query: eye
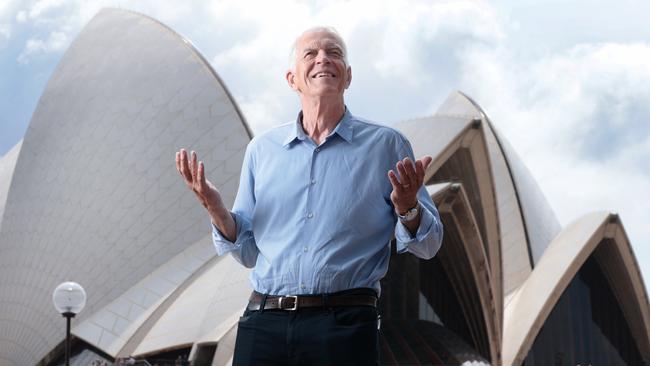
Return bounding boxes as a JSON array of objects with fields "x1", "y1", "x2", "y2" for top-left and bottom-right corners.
[
  {"x1": 303, "y1": 50, "x2": 316, "y2": 59},
  {"x1": 328, "y1": 49, "x2": 343, "y2": 58}
]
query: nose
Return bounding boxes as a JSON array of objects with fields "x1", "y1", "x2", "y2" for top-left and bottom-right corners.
[{"x1": 315, "y1": 49, "x2": 331, "y2": 64}]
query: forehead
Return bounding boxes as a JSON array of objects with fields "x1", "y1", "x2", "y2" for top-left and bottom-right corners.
[{"x1": 296, "y1": 31, "x2": 344, "y2": 51}]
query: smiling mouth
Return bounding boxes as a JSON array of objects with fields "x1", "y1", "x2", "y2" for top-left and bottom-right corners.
[{"x1": 312, "y1": 72, "x2": 336, "y2": 78}]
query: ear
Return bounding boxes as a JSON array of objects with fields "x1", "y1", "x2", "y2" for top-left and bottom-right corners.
[
  {"x1": 286, "y1": 69, "x2": 299, "y2": 91},
  {"x1": 345, "y1": 66, "x2": 352, "y2": 89}
]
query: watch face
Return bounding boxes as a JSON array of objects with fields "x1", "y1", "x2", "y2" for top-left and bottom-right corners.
[
  {"x1": 405, "y1": 208, "x2": 417, "y2": 220},
  {"x1": 399, "y1": 202, "x2": 420, "y2": 222}
]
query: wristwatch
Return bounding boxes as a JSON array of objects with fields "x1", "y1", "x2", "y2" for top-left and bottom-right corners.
[{"x1": 398, "y1": 201, "x2": 420, "y2": 223}]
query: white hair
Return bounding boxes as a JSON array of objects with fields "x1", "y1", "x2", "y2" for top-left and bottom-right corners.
[{"x1": 289, "y1": 26, "x2": 349, "y2": 71}]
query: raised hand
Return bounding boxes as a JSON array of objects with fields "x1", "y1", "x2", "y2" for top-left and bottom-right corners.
[
  {"x1": 387, "y1": 156, "x2": 432, "y2": 215},
  {"x1": 175, "y1": 148, "x2": 236, "y2": 240},
  {"x1": 175, "y1": 149, "x2": 221, "y2": 209}
]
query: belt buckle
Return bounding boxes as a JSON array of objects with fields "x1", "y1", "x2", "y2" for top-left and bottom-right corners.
[{"x1": 278, "y1": 295, "x2": 298, "y2": 311}]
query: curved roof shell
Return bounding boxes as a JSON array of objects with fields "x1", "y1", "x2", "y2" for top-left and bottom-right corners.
[
  {"x1": 503, "y1": 212, "x2": 650, "y2": 365},
  {"x1": 458, "y1": 93, "x2": 561, "y2": 273},
  {"x1": 489, "y1": 125, "x2": 561, "y2": 265},
  {"x1": 396, "y1": 100, "x2": 503, "y2": 363},
  {"x1": 0, "y1": 8, "x2": 251, "y2": 365},
  {"x1": 427, "y1": 182, "x2": 501, "y2": 363},
  {"x1": 0, "y1": 140, "x2": 22, "y2": 230},
  {"x1": 405, "y1": 92, "x2": 536, "y2": 296}
]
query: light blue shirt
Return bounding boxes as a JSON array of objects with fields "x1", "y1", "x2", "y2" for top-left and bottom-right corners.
[{"x1": 212, "y1": 109, "x2": 443, "y2": 296}]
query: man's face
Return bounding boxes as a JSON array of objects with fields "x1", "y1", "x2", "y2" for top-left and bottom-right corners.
[{"x1": 287, "y1": 30, "x2": 352, "y2": 98}]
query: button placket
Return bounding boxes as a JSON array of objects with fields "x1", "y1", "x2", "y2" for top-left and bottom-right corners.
[
  {"x1": 305, "y1": 146, "x2": 321, "y2": 221},
  {"x1": 300, "y1": 145, "x2": 320, "y2": 292}
]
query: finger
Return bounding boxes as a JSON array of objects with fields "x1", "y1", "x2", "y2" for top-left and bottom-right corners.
[
  {"x1": 421, "y1": 156, "x2": 433, "y2": 171},
  {"x1": 198, "y1": 161, "x2": 207, "y2": 191},
  {"x1": 402, "y1": 157, "x2": 417, "y2": 188},
  {"x1": 179, "y1": 149, "x2": 192, "y2": 182},
  {"x1": 387, "y1": 170, "x2": 403, "y2": 192},
  {"x1": 396, "y1": 161, "x2": 409, "y2": 187},
  {"x1": 175, "y1": 151, "x2": 181, "y2": 173},
  {"x1": 191, "y1": 151, "x2": 198, "y2": 184},
  {"x1": 398, "y1": 159, "x2": 415, "y2": 188},
  {"x1": 415, "y1": 159, "x2": 424, "y2": 187},
  {"x1": 417, "y1": 156, "x2": 433, "y2": 187}
]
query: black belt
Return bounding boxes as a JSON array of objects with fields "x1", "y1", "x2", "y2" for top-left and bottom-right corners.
[{"x1": 247, "y1": 291, "x2": 377, "y2": 311}]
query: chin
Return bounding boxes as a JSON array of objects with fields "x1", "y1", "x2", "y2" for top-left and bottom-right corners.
[{"x1": 310, "y1": 88, "x2": 343, "y2": 97}]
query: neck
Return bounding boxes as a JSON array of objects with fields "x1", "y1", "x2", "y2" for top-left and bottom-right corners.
[{"x1": 300, "y1": 95, "x2": 345, "y2": 145}]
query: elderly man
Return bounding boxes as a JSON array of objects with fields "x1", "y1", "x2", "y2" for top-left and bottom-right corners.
[{"x1": 176, "y1": 27, "x2": 443, "y2": 366}]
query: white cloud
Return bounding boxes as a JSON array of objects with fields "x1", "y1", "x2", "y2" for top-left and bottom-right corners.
[
  {"x1": 0, "y1": 23, "x2": 9, "y2": 39},
  {"x1": 205, "y1": 0, "x2": 503, "y2": 128},
  {"x1": 17, "y1": 30, "x2": 67, "y2": 63},
  {"x1": 0, "y1": 0, "x2": 22, "y2": 23},
  {"x1": 367, "y1": 1, "x2": 503, "y2": 82},
  {"x1": 0, "y1": 23, "x2": 9, "y2": 50},
  {"x1": 11, "y1": 0, "x2": 210, "y2": 63},
  {"x1": 0, "y1": 0, "x2": 13, "y2": 18},
  {"x1": 15, "y1": 10, "x2": 26, "y2": 22},
  {"x1": 28, "y1": 0, "x2": 66, "y2": 19},
  {"x1": 8, "y1": 0, "x2": 504, "y2": 122},
  {"x1": 458, "y1": 41, "x2": 650, "y2": 284},
  {"x1": 461, "y1": 42, "x2": 650, "y2": 157}
]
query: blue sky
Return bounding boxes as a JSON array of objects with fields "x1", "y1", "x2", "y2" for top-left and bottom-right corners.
[{"x1": 1, "y1": 0, "x2": 649, "y2": 288}]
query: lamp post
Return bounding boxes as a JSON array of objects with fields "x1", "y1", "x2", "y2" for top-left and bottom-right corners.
[{"x1": 53, "y1": 282, "x2": 87, "y2": 366}]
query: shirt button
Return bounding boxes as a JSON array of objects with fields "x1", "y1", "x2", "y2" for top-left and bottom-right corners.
[
  {"x1": 303, "y1": 246, "x2": 308, "y2": 252},
  {"x1": 315, "y1": 148, "x2": 320, "y2": 152},
  {"x1": 300, "y1": 283, "x2": 306, "y2": 289},
  {"x1": 310, "y1": 179, "x2": 316, "y2": 185},
  {"x1": 307, "y1": 212, "x2": 314, "y2": 218}
]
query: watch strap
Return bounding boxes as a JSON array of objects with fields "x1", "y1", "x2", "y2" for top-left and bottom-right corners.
[{"x1": 398, "y1": 201, "x2": 420, "y2": 223}]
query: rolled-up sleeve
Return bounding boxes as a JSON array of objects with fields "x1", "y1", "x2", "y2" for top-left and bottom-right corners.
[
  {"x1": 394, "y1": 185, "x2": 443, "y2": 259},
  {"x1": 393, "y1": 136, "x2": 444, "y2": 259},
  {"x1": 211, "y1": 141, "x2": 259, "y2": 268}
]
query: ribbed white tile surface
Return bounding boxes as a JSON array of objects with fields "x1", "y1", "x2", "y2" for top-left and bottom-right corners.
[
  {"x1": 492, "y1": 127, "x2": 561, "y2": 264},
  {"x1": 483, "y1": 124, "x2": 531, "y2": 295},
  {"x1": 0, "y1": 8, "x2": 250, "y2": 365},
  {"x1": 73, "y1": 236, "x2": 217, "y2": 356},
  {"x1": 133, "y1": 253, "x2": 251, "y2": 356}
]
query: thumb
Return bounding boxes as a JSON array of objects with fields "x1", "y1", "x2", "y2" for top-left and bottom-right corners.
[{"x1": 420, "y1": 156, "x2": 433, "y2": 171}]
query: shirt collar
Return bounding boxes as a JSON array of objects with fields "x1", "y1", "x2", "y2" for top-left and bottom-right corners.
[{"x1": 283, "y1": 107, "x2": 354, "y2": 147}]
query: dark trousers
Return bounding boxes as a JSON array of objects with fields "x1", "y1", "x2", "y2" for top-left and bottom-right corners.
[{"x1": 233, "y1": 290, "x2": 380, "y2": 366}]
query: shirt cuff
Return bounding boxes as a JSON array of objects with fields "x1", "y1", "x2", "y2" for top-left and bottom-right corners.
[
  {"x1": 211, "y1": 212, "x2": 249, "y2": 256},
  {"x1": 395, "y1": 202, "x2": 435, "y2": 253}
]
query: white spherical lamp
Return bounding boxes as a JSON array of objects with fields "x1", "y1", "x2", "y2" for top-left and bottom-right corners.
[
  {"x1": 53, "y1": 281, "x2": 87, "y2": 315},
  {"x1": 52, "y1": 281, "x2": 87, "y2": 366}
]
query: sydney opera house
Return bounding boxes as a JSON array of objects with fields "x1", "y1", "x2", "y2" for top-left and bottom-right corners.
[{"x1": 1, "y1": 8, "x2": 649, "y2": 366}]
